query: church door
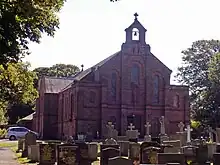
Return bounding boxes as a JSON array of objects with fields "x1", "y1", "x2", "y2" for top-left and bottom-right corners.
[{"x1": 151, "y1": 117, "x2": 160, "y2": 137}]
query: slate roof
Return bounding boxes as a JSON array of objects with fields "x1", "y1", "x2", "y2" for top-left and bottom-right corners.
[
  {"x1": 43, "y1": 51, "x2": 121, "y2": 93},
  {"x1": 44, "y1": 77, "x2": 74, "y2": 93}
]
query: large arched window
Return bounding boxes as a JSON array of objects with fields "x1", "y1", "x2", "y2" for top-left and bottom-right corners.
[
  {"x1": 131, "y1": 64, "x2": 140, "y2": 85},
  {"x1": 153, "y1": 75, "x2": 159, "y2": 104},
  {"x1": 111, "y1": 72, "x2": 117, "y2": 99}
]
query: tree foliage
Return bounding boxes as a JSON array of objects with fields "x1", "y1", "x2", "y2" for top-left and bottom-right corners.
[
  {"x1": 33, "y1": 64, "x2": 80, "y2": 78},
  {"x1": 0, "y1": 62, "x2": 38, "y2": 123},
  {"x1": 176, "y1": 40, "x2": 220, "y2": 127},
  {"x1": 0, "y1": 0, "x2": 65, "y2": 66}
]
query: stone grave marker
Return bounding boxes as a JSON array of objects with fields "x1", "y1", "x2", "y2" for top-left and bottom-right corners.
[
  {"x1": 57, "y1": 143, "x2": 79, "y2": 165},
  {"x1": 118, "y1": 141, "x2": 129, "y2": 156},
  {"x1": 108, "y1": 156, "x2": 133, "y2": 165},
  {"x1": 17, "y1": 138, "x2": 25, "y2": 152},
  {"x1": 128, "y1": 142, "x2": 140, "y2": 162},
  {"x1": 144, "y1": 121, "x2": 151, "y2": 142},
  {"x1": 140, "y1": 141, "x2": 161, "y2": 164},
  {"x1": 22, "y1": 131, "x2": 37, "y2": 157},
  {"x1": 39, "y1": 143, "x2": 56, "y2": 165},
  {"x1": 100, "y1": 147, "x2": 120, "y2": 165},
  {"x1": 163, "y1": 140, "x2": 181, "y2": 153},
  {"x1": 178, "y1": 122, "x2": 185, "y2": 133},
  {"x1": 77, "y1": 142, "x2": 92, "y2": 165},
  {"x1": 88, "y1": 142, "x2": 98, "y2": 161},
  {"x1": 100, "y1": 144, "x2": 120, "y2": 165},
  {"x1": 157, "y1": 153, "x2": 185, "y2": 165},
  {"x1": 126, "y1": 123, "x2": 139, "y2": 142},
  {"x1": 181, "y1": 145, "x2": 198, "y2": 164},
  {"x1": 159, "y1": 116, "x2": 169, "y2": 142}
]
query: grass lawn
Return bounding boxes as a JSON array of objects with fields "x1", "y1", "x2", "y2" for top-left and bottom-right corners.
[{"x1": 0, "y1": 141, "x2": 17, "y2": 148}]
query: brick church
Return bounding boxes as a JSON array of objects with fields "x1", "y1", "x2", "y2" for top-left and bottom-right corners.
[{"x1": 33, "y1": 13, "x2": 190, "y2": 140}]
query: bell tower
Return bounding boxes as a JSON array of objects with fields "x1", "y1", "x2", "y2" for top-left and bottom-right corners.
[
  {"x1": 121, "y1": 13, "x2": 151, "y2": 55},
  {"x1": 125, "y1": 13, "x2": 146, "y2": 44}
]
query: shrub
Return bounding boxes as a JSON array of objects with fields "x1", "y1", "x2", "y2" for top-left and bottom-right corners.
[{"x1": 0, "y1": 128, "x2": 7, "y2": 139}]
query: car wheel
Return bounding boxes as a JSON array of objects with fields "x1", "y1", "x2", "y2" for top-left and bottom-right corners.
[{"x1": 9, "y1": 135, "x2": 16, "y2": 141}]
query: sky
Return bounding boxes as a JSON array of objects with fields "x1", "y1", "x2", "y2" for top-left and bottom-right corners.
[{"x1": 24, "y1": 0, "x2": 220, "y2": 84}]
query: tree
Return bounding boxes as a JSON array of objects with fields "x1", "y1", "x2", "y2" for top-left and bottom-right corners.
[
  {"x1": 176, "y1": 40, "x2": 220, "y2": 126},
  {"x1": 0, "y1": 62, "x2": 38, "y2": 123},
  {"x1": 0, "y1": 0, "x2": 65, "y2": 66},
  {"x1": 33, "y1": 64, "x2": 80, "y2": 78}
]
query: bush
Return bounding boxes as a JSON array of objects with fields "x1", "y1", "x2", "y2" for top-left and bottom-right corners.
[{"x1": 0, "y1": 128, "x2": 7, "y2": 139}]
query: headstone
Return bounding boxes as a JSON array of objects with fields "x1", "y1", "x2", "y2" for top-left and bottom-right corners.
[
  {"x1": 22, "y1": 131, "x2": 37, "y2": 157},
  {"x1": 181, "y1": 145, "x2": 198, "y2": 164},
  {"x1": 104, "y1": 138, "x2": 117, "y2": 145},
  {"x1": 196, "y1": 144, "x2": 209, "y2": 165},
  {"x1": 144, "y1": 122, "x2": 151, "y2": 142},
  {"x1": 157, "y1": 153, "x2": 185, "y2": 165},
  {"x1": 140, "y1": 141, "x2": 161, "y2": 164},
  {"x1": 108, "y1": 156, "x2": 133, "y2": 165},
  {"x1": 77, "y1": 142, "x2": 92, "y2": 165},
  {"x1": 27, "y1": 144, "x2": 40, "y2": 162},
  {"x1": 186, "y1": 125, "x2": 192, "y2": 144},
  {"x1": 39, "y1": 143, "x2": 56, "y2": 165},
  {"x1": 100, "y1": 147, "x2": 120, "y2": 165},
  {"x1": 118, "y1": 141, "x2": 129, "y2": 156},
  {"x1": 128, "y1": 142, "x2": 140, "y2": 162},
  {"x1": 57, "y1": 143, "x2": 79, "y2": 165},
  {"x1": 178, "y1": 122, "x2": 185, "y2": 133},
  {"x1": 159, "y1": 116, "x2": 169, "y2": 142},
  {"x1": 88, "y1": 142, "x2": 98, "y2": 161},
  {"x1": 126, "y1": 123, "x2": 139, "y2": 142},
  {"x1": 100, "y1": 144, "x2": 120, "y2": 165},
  {"x1": 208, "y1": 126, "x2": 214, "y2": 142},
  {"x1": 163, "y1": 140, "x2": 181, "y2": 153},
  {"x1": 106, "y1": 121, "x2": 115, "y2": 138}
]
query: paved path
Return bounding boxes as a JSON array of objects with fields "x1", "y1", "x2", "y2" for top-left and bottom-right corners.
[{"x1": 0, "y1": 148, "x2": 19, "y2": 165}]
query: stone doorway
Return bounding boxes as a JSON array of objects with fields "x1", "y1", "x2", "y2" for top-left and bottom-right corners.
[
  {"x1": 127, "y1": 114, "x2": 142, "y2": 135},
  {"x1": 151, "y1": 117, "x2": 160, "y2": 137}
]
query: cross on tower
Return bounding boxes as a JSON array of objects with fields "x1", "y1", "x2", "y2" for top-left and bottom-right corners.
[
  {"x1": 128, "y1": 123, "x2": 135, "y2": 130},
  {"x1": 178, "y1": 122, "x2": 185, "y2": 132},
  {"x1": 134, "y1": 13, "x2": 139, "y2": 20}
]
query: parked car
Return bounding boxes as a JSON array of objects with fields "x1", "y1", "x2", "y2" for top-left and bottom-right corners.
[{"x1": 6, "y1": 126, "x2": 38, "y2": 140}]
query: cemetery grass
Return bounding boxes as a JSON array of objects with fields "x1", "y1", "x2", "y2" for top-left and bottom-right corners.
[{"x1": 0, "y1": 141, "x2": 17, "y2": 148}]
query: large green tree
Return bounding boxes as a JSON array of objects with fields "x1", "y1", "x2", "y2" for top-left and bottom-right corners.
[
  {"x1": 176, "y1": 40, "x2": 220, "y2": 126},
  {"x1": 0, "y1": 62, "x2": 38, "y2": 123},
  {"x1": 33, "y1": 64, "x2": 80, "y2": 78},
  {"x1": 0, "y1": 0, "x2": 65, "y2": 66}
]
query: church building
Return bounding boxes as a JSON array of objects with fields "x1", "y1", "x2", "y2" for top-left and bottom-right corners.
[{"x1": 33, "y1": 13, "x2": 190, "y2": 140}]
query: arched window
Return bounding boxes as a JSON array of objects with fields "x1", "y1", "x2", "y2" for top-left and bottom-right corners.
[
  {"x1": 131, "y1": 64, "x2": 140, "y2": 85},
  {"x1": 153, "y1": 75, "x2": 159, "y2": 104},
  {"x1": 173, "y1": 95, "x2": 180, "y2": 108},
  {"x1": 132, "y1": 28, "x2": 139, "y2": 41},
  {"x1": 111, "y1": 72, "x2": 117, "y2": 99}
]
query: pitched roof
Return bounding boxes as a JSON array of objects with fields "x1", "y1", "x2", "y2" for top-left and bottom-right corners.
[
  {"x1": 42, "y1": 51, "x2": 121, "y2": 93},
  {"x1": 17, "y1": 112, "x2": 36, "y2": 122},
  {"x1": 44, "y1": 77, "x2": 74, "y2": 93}
]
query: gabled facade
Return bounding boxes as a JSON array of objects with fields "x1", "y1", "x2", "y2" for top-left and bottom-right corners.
[{"x1": 33, "y1": 13, "x2": 190, "y2": 140}]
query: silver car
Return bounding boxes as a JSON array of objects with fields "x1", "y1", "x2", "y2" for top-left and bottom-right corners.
[{"x1": 6, "y1": 126, "x2": 38, "y2": 140}]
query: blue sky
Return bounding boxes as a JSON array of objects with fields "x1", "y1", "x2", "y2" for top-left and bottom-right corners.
[{"x1": 25, "y1": 0, "x2": 220, "y2": 83}]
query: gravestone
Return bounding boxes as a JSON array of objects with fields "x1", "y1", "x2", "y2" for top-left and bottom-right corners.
[
  {"x1": 108, "y1": 156, "x2": 133, "y2": 165},
  {"x1": 77, "y1": 142, "x2": 92, "y2": 165},
  {"x1": 196, "y1": 144, "x2": 209, "y2": 165},
  {"x1": 140, "y1": 141, "x2": 161, "y2": 164},
  {"x1": 128, "y1": 142, "x2": 140, "y2": 162},
  {"x1": 157, "y1": 153, "x2": 185, "y2": 165},
  {"x1": 106, "y1": 121, "x2": 118, "y2": 139},
  {"x1": 88, "y1": 142, "x2": 98, "y2": 161},
  {"x1": 100, "y1": 144, "x2": 120, "y2": 165},
  {"x1": 100, "y1": 147, "x2": 120, "y2": 165},
  {"x1": 144, "y1": 121, "x2": 151, "y2": 142},
  {"x1": 39, "y1": 143, "x2": 56, "y2": 165},
  {"x1": 178, "y1": 122, "x2": 185, "y2": 133},
  {"x1": 159, "y1": 116, "x2": 169, "y2": 142},
  {"x1": 126, "y1": 123, "x2": 139, "y2": 142},
  {"x1": 181, "y1": 145, "x2": 198, "y2": 164},
  {"x1": 22, "y1": 131, "x2": 37, "y2": 157},
  {"x1": 163, "y1": 140, "x2": 181, "y2": 153},
  {"x1": 17, "y1": 138, "x2": 25, "y2": 152},
  {"x1": 118, "y1": 141, "x2": 129, "y2": 156},
  {"x1": 57, "y1": 143, "x2": 79, "y2": 165}
]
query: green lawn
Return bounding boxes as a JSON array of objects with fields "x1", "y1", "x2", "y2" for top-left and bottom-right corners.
[{"x1": 0, "y1": 141, "x2": 17, "y2": 148}]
